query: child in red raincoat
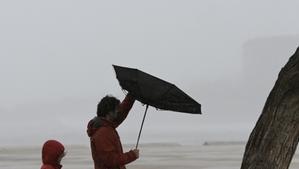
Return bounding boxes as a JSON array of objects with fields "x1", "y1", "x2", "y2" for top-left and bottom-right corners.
[{"x1": 41, "y1": 140, "x2": 66, "y2": 169}]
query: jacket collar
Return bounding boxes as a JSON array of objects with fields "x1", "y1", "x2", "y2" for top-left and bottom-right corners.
[{"x1": 100, "y1": 118, "x2": 117, "y2": 128}]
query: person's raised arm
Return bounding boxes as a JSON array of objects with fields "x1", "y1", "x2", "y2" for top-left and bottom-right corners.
[{"x1": 114, "y1": 93, "x2": 135, "y2": 127}]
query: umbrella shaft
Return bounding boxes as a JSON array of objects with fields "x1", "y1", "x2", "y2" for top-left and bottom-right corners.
[{"x1": 136, "y1": 105, "x2": 149, "y2": 149}]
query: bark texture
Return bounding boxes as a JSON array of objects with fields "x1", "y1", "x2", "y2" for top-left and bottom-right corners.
[{"x1": 241, "y1": 48, "x2": 299, "y2": 169}]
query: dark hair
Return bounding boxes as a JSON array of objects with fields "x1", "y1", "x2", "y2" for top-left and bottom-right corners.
[{"x1": 97, "y1": 95, "x2": 120, "y2": 117}]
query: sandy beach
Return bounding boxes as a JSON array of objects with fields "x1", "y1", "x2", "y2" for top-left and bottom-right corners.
[{"x1": 1, "y1": 143, "x2": 298, "y2": 169}]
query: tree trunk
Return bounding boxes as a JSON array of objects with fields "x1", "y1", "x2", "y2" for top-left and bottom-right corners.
[{"x1": 241, "y1": 48, "x2": 299, "y2": 169}]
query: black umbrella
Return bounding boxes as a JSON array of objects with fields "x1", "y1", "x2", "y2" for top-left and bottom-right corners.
[{"x1": 113, "y1": 65, "x2": 201, "y2": 148}]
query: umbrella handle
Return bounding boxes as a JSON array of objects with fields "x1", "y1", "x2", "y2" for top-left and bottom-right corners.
[{"x1": 135, "y1": 104, "x2": 149, "y2": 149}]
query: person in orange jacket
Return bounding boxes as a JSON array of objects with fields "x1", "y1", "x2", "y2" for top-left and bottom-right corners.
[
  {"x1": 41, "y1": 140, "x2": 66, "y2": 169},
  {"x1": 87, "y1": 93, "x2": 139, "y2": 169}
]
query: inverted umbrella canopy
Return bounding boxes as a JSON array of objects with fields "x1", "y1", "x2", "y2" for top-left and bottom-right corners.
[
  {"x1": 113, "y1": 65, "x2": 201, "y2": 114},
  {"x1": 113, "y1": 65, "x2": 202, "y2": 148}
]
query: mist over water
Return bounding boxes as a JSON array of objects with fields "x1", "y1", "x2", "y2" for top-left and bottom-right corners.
[{"x1": 1, "y1": 1, "x2": 299, "y2": 146}]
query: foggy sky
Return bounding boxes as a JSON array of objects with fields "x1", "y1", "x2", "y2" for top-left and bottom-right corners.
[{"x1": 1, "y1": 0, "x2": 299, "y2": 146}]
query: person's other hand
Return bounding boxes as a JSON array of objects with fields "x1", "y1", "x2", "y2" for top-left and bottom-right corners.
[{"x1": 132, "y1": 149, "x2": 139, "y2": 159}]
